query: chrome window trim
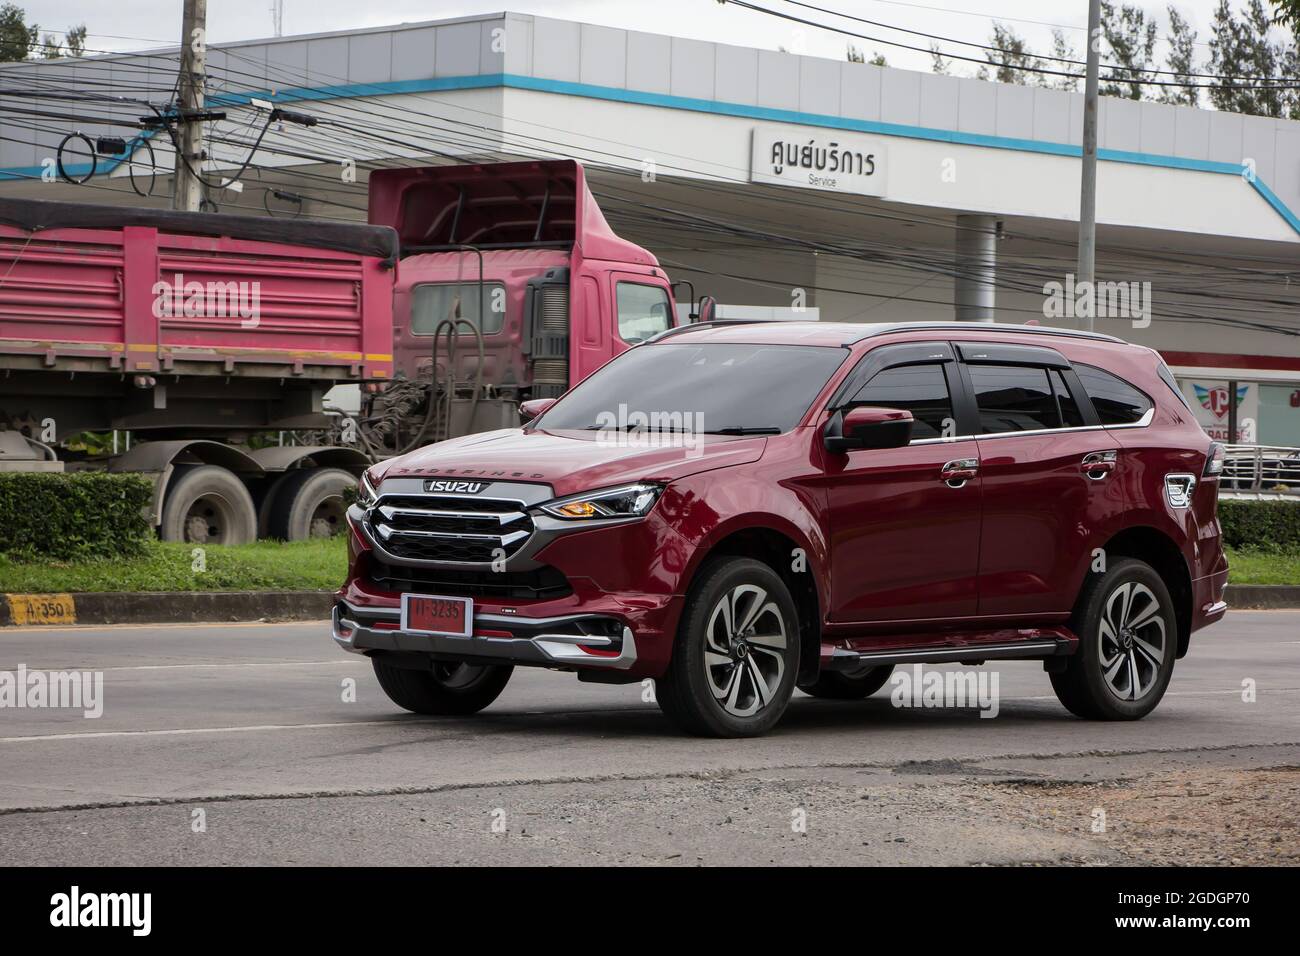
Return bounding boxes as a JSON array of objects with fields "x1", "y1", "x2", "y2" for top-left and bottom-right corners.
[{"x1": 908, "y1": 407, "x2": 1153, "y2": 445}]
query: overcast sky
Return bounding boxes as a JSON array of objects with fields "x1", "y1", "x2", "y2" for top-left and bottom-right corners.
[{"x1": 24, "y1": 1, "x2": 1267, "y2": 76}]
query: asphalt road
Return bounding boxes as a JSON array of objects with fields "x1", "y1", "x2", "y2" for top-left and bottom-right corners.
[{"x1": 0, "y1": 612, "x2": 1296, "y2": 865}]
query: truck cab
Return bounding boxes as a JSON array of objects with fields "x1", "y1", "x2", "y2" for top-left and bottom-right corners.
[{"x1": 365, "y1": 160, "x2": 679, "y2": 448}]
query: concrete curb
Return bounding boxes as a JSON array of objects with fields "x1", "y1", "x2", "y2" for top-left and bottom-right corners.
[
  {"x1": 1, "y1": 590, "x2": 334, "y2": 627},
  {"x1": 1223, "y1": 584, "x2": 1300, "y2": 610},
  {"x1": 0, "y1": 585, "x2": 1295, "y2": 627}
]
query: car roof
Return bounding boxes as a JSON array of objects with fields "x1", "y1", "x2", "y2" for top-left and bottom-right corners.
[{"x1": 647, "y1": 320, "x2": 1127, "y2": 349}]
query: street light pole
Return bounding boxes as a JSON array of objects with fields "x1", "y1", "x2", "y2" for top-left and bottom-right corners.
[{"x1": 1077, "y1": 0, "x2": 1102, "y2": 331}]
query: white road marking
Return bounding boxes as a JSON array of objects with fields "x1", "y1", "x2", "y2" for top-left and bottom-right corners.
[
  {"x1": 91, "y1": 660, "x2": 365, "y2": 673},
  {"x1": 4, "y1": 688, "x2": 1295, "y2": 745},
  {"x1": 1, "y1": 620, "x2": 329, "y2": 634},
  {"x1": 0, "y1": 719, "x2": 414, "y2": 743}
]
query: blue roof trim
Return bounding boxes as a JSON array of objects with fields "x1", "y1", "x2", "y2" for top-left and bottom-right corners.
[{"x1": 4, "y1": 70, "x2": 1295, "y2": 235}]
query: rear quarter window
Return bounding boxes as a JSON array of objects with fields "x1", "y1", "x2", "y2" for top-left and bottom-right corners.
[{"x1": 1075, "y1": 363, "x2": 1153, "y2": 425}]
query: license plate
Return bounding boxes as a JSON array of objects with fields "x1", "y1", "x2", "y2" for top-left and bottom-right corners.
[{"x1": 401, "y1": 594, "x2": 473, "y2": 638}]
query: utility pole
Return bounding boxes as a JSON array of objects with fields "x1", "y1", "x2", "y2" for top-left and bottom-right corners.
[
  {"x1": 172, "y1": 0, "x2": 208, "y2": 212},
  {"x1": 271, "y1": 0, "x2": 284, "y2": 37},
  {"x1": 1076, "y1": 0, "x2": 1102, "y2": 331}
]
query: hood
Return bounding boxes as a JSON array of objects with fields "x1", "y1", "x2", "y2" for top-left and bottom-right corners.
[{"x1": 374, "y1": 427, "x2": 767, "y2": 498}]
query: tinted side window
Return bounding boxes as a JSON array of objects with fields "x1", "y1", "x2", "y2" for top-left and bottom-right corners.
[
  {"x1": 1076, "y1": 364, "x2": 1153, "y2": 425},
  {"x1": 851, "y1": 363, "x2": 953, "y2": 440},
  {"x1": 968, "y1": 364, "x2": 1059, "y2": 433},
  {"x1": 1052, "y1": 370, "x2": 1085, "y2": 427}
]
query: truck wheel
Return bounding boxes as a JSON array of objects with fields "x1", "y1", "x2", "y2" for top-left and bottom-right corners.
[
  {"x1": 800, "y1": 664, "x2": 894, "y2": 700},
  {"x1": 266, "y1": 468, "x2": 354, "y2": 540},
  {"x1": 1050, "y1": 557, "x2": 1177, "y2": 720},
  {"x1": 656, "y1": 557, "x2": 799, "y2": 738},
  {"x1": 372, "y1": 657, "x2": 513, "y2": 715},
  {"x1": 159, "y1": 465, "x2": 257, "y2": 546}
]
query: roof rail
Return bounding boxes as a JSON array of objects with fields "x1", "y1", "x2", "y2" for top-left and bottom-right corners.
[
  {"x1": 843, "y1": 322, "x2": 1126, "y2": 346},
  {"x1": 643, "y1": 319, "x2": 765, "y2": 344}
]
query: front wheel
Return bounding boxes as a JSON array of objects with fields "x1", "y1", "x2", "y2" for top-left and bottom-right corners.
[
  {"x1": 1050, "y1": 558, "x2": 1176, "y2": 720},
  {"x1": 656, "y1": 557, "x2": 800, "y2": 737},
  {"x1": 372, "y1": 656, "x2": 513, "y2": 715}
]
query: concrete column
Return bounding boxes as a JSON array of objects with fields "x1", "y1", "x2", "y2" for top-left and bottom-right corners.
[{"x1": 954, "y1": 214, "x2": 999, "y2": 322}]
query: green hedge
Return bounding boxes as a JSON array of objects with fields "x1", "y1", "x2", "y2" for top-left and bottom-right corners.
[
  {"x1": 0, "y1": 472, "x2": 154, "y2": 560},
  {"x1": 1218, "y1": 499, "x2": 1300, "y2": 551}
]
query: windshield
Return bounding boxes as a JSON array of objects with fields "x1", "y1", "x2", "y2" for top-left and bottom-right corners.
[{"x1": 537, "y1": 342, "x2": 848, "y2": 435}]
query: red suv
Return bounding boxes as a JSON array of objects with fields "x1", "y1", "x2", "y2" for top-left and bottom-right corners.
[{"x1": 334, "y1": 321, "x2": 1228, "y2": 737}]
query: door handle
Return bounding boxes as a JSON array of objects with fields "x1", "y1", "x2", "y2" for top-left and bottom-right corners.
[
  {"x1": 1081, "y1": 450, "x2": 1118, "y2": 480},
  {"x1": 940, "y1": 458, "x2": 979, "y2": 488}
]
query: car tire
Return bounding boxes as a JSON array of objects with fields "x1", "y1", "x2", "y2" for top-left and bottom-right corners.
[
  {"x1": 799, "y1": 664, "x2": 894, "y2": 700},
  {"x1": 1050, "y1": 557, "x2": 1177, "y2": 720},
  {"x1": 656, "y1": 557, "x2": 800, "y2": 738},
  {"x1": 159, "y1": 465, "x2": 257, "y2": 545},
  {"x1": 372, "y1": 656, "x2": 513, "y2": 716},
  {"x1": 265, "y1": 467, "x2": 354, "y2": 540}
]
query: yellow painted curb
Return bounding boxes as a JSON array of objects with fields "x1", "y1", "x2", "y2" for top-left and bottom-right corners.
[{"x1": 5, "y1": 593, "x2": 77, "y2": 626}]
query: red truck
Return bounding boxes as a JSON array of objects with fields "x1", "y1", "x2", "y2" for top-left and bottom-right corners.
[{"x1": 0, "y1": 160, "x2": 689, "y2": 543}]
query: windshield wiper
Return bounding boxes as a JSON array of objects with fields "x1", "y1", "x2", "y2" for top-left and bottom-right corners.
[
  {"x1": 704, "y1": 426, "x2": 781, "y2": 435},
  {"x1": 581, "y1": 423, "x2": 694, "y2": 433}
]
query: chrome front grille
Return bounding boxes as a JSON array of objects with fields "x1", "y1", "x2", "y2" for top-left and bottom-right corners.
[{"x1": 367, "y1": 493, "x2": 535, "y2": 564}]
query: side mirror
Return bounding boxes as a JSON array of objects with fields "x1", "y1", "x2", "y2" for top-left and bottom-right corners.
[
  {"x1": 696, "y1": 295, "x2": 717, "y2": 324},
  {"x1": 519, "y1": 397, "x2": 556, "y2": 424},
  {"x1": 824, "y1": 406, "x2": 913, "y2": 453}
]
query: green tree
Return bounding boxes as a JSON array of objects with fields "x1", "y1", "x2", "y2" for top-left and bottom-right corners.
[
  {"x1": 929, "y1": 42, "x2": 952, "y2": 75},
  {"x1": 978, "y1": 22, "x2": 1043, "y2": 85},
  {"x1": 1271, "y1": 0, "x2": 1300, "y2": 31},
  {"x1": 0, "y1": 3, "x2": 36, "y2": 62},
  {"x1": 1048, "y1": 28, "x2": 1080, "y2": 91},
  {"x1": 1100, "y1": 1, "x2": 1159, "y2": 99},
  {"x1": 1159, "y1": 6, "x2": 1200, "y2": 107},
  {"x1": 64, "y1": 24, "x2": 85, "y2": 56},
  {"x1": 1209, "y1": 0, "x2": 1290, "y2": 117}
]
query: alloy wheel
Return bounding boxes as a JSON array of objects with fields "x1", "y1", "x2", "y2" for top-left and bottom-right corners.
[
  {"x1": 703, "y1": 584, "x2": 787, "y2": 717},
  {"x1": 1098, "y1": 581, "x2": 1167, "y2": 701}
]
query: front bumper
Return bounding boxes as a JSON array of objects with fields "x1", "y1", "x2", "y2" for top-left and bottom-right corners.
[{"x1": 332, "y1": 600, "x2": 639, "y2": 671}]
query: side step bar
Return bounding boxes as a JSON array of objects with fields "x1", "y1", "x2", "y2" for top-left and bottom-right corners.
[{"x1": 825, "y1": 638, "x2": 1073, "y2": 671}]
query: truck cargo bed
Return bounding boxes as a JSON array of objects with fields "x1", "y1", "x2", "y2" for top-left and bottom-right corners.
[{"x1": 0, "y1": 198, "x2": 396, "y2": 382}]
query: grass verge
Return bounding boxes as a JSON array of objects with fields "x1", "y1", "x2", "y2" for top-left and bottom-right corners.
[
  {"x1": 0, "y1": 538, "x2": 346, "y2": 593},
  {"x1": 0, "y1": 540, "x2": 1295, "y2": 593},
  {"x1": 1223, "y1": 547, "x2": 1300, "y2": 587}
]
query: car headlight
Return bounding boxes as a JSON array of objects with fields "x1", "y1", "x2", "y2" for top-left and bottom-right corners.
[
  {"x1": 538, "y1": 483, "x2": 663, "y2": 520},
  {"x1": 356, "y1": 471, "x2": 380, "y2": 509}
]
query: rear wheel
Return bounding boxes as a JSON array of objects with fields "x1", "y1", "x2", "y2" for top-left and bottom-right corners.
[
  {"x1": 799, "y1": 664, "x2": 894, "y2": 700},
  {"x1": 265, "y1": 467, "x2": 354, "y2": 540},
  {"x1": 1050, "y1": 557, "x2": 1176, "y2": 720},
  {"x1": 372, "y1": 656, "x2": 513, "y2": 715},
  {"x1": 159, "y1": 465, "x2": 257, "y2": 545},
  {"x1": 656, "y1": 557, "x2": 799, "y2": 737}
]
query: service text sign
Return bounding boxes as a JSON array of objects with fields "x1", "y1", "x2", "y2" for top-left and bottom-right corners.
[{"x1": 750, "y1": 128, "x2": 886, "y2": 197}]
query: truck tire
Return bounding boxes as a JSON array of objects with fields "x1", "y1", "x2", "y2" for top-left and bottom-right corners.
[
  {"x1": 1050, "y1": 557, "x2": 1177, "y2": 720},
  {"x1": 159, "y1": 465, "x2": 257, "y2": 546},
  {"x1": 799, "y1": 664, "x2": 894, "y2": 700},
  {"x1": 656, "y1": 557, "x2": 800, "y2": 738},
  {"x1": 265, "y1": 467, "x2": 354, "y2": 540},
  {"x1": 372, "y1": 657, "x2": 513, "y2": 715}
]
